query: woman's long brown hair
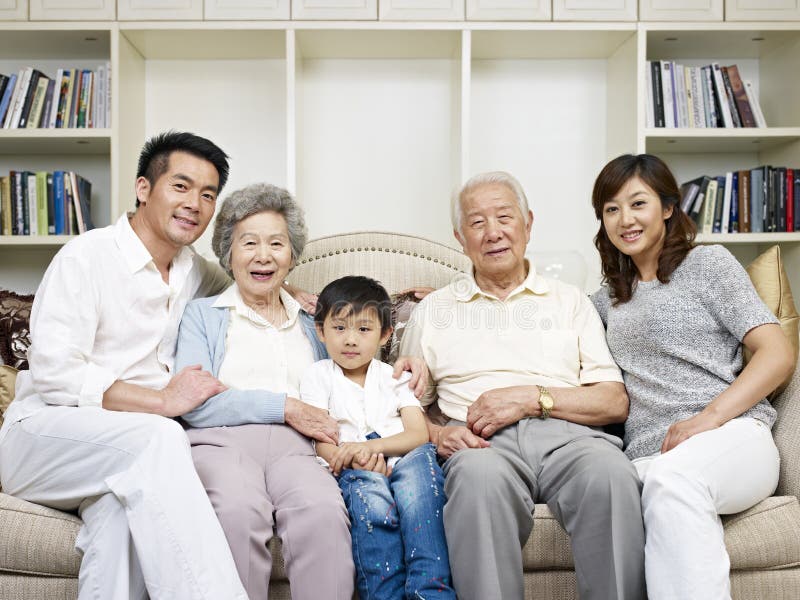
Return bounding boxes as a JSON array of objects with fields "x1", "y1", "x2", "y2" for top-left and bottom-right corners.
[{"x1": 591, "y1": 154, "x2": 696, "y2": 305}]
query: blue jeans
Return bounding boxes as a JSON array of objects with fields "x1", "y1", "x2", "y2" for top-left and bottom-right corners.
[{"x1": 338, "y1": 442, "x2": 455, "y2": 600}]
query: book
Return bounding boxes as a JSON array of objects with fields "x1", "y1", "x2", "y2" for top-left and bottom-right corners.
[
  {"x1": 11, "y1": 171, "x2": 23, "y2": 234},
  {"x1": 53, "y1": 170, "x2": 65, "y2": 234},
  {"x1": 651, "y1": 61, "x2": 665, "y2": 128},
  {"x1": 776, "y1": 167, "x2": 787, "y2": 232},
  {"x1": 730, "y1": 172, "x2": 739, "y2": 232},
  {"x1": 35, "y1": 171, "x2": 47, "y2": 236},
  {"x1": 738, "y1": 169, "x2": 751, "y2": 232},
  {"x1": 47, "y1": 69, "x2": 63, "y2": 129},
  {"x1": 18, "y1": 69, "x2": 45, "y2": 129},
  {"x1": 40, "y1": 78, "x2": 56, "y2": 129},
  {"x1": 69, "y1": 70, "x2": 82, "y2": 128},
  {"x1": 46, "y1": 171, "x2": 55, "y2": 234},
  {"x1": 743, "y1": 80, "x2": 767, "y2": 127},
  {"x1": 62, "y1": 69, "x2": 77, "y2": 129},
  {"x1": 689, "y1": 176, "x2": 712, "y2": 222},
  {"x1": 721, "y1": 172, "x2": 733, "y2": 234},
  {"x1": 711, "y1": 63, "x2": 734, "y2": 128},
  {"x1": 7, "y1": 67, "x2": 32, "y2": 128},
  {"x1": 26, "y1": 172, "x2": 38, "y2": 236},
  {"x1": 794, "y1": 169, "x2": 800, "y2": 232},
  {"x1": 0, "y1": 73, "x2": 16, "y2": 126},
  {"x1": 725, "y1": 65, "x2": 756, "y2": 128},
  {"x1": 700, "y1": 178, "x2": 718, "y2": 233},
  {"x1": 55, "y1": 70, "x2": 69, "y2": 128},
  {"x1": 0, "y1": 175, "x2": 10, "y2": 235},
  {"x1": 0, "y1": 74, "x2": 9, "y2": 117},
  {"x1": 674, "y1": 64, "x2": 689, "y2": 128},
  {"x1": 77, "y1": 70, "x2": 91, "y2": 128},
  {"x1": 701, "y1": 66, "x2": 718, "y2": 127},
  {"x1": 720, "y1": 67, "x2": 742, "y2": 128},
  {"x1": 25, "y1": 76, "x2": 49, "y2": 130},
  {"x1": 788, "y1": 169, "x2": 794, "y2": 233},
  {"x1": 712, "y1": 176, "x2": 725, "y2": 233},
  {"x1": 768, "y1": 167, "x2": 778, "y2": 232},
  {"x1": 660, "y1": 61, "x2": 676, "y2": 128},
  {"x1": 750, "y1": 167, "x2": 765, "y2": 233},
  {"x1": 645, "y1": 63, "x2": 655, "y2": 128},
  {"x1": 679, "y1": 179, "x2": 701, "y2": 214}
]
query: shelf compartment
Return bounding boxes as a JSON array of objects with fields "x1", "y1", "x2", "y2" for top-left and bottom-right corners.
[{"x1": 0, "y1": 130, "x2": 112, "y2": 155}]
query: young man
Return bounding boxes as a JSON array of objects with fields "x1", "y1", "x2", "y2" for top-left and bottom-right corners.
[{"x1": 0, "y1": 132, "x2": 249, "y2": 599}]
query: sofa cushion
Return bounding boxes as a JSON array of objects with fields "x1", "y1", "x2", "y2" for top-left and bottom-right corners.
[
  {"x1": 523, "y1": 504, "x2": 574, "y2": 570},
  {"x1": 723, "y1": 495, "x2": 800, "y2": 570},
  {"x1": 745, "y1": 245, "x2": 799, "y2": 397},
  {"x1": 0, "y1": 493, "x2": 81, "y2": 577},
  {"x1": 0, "y1": 365, "x2": 17, "y2": 429},
  {"x1": 0, "y1": 291, "x2": 34, "y2": 371}
]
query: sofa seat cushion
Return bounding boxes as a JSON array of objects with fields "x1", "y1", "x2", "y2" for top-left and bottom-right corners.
[
  {"x1": 723, "y1": 495, "x2": 800, "y2": 570},
  {"x1": 523, "y1": 504, "x2": 574, "y2": 570},
  {"x1": 0, "y1": 493, "x2": 81, "y2": 577}
]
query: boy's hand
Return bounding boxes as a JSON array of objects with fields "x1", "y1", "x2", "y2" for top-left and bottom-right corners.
[
  {"x1": 330, "y1": 442, "x2": 371, "y2": 475},
  {"x1": 352, "y1": 452, "x2": 391, "y2": 476},
  {"x1": 393, "y1": 356, "x2": 428, "y2": 398}
]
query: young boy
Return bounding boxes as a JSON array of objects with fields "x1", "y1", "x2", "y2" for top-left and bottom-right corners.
[{"x1": 300, "y1": 276, "x2": 455, "y2": 600}]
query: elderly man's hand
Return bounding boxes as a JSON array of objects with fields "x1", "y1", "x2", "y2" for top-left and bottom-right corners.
[
  {"x1": 392, "y1": 356, "x2": 429, "y2": 398},
  {"x1": 284, "y1": 397, "x2": 339, "y2": 445},
  {"x1": 436, "y1": 425, "x2": 490, "y2": 459},
  {"x1": 467, "y1": 386, "x2": 537, "y2": 439}
]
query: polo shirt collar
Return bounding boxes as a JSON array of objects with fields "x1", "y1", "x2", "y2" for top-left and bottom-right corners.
[
  {"x1": 450, "y1": 259, "x2": 550, "y2": 302},
  {"x1": 114, "y1": 213, "x2": 195, "y2": 274}
]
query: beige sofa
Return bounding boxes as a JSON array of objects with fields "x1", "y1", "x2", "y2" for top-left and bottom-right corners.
[{"x1": 1, "y1": 231, "x2": 799, "y2": 599}]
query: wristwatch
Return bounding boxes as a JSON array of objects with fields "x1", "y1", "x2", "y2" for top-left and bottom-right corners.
[{"x1": 537, "y1": 385, "x2": 554, "y2": 419}]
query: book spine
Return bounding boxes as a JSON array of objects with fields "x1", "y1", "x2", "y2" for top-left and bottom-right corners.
[
  {"x1": 787, "y1": 169, "x2": 794, "y2": 233},
  {"x1": 26, "y1": 76, "x2": 49, "y2": 129},
  {"x1": 0, "y1": 176, "x2": 11, "y2": 236},
  {"x1": 53, "y1": 171, "x2": 65, "y2": 235},
  {"x1": 750, "y1": 169, "x2": 763, "y2": 233},
  {"x1": 69, "y1": 171, "x2": 85, "y2": 234},
  {"x1": 739, "y1": 170, "x2": 751, "y2": 232},
  {"x1": 645, "y1": 63, "x2": 654, "y2": 129},
  {"x1": 730, "y1": 172, "x2": 739, "y2": 233},
  {"x1": 777, "y1": 167, "x2": 787, "y2": 232},
  {"x1": 40, "y1": 78, "x2": 56, "y2": 128},
  {"x1": 22, "y1": 172, "x2": 32, "y2": 235},
  {"x1": 48, "y1": 69, "x2": 63, "y2": 129},
  {"x1": 652, "y1": 61, "x2": 665, "y2": 128},
  {"x1": 726, "y1": 65, "x2": 756, "y2": 127},
  {"x1": 720, "y1": 67, "x2": 742, "y2": 127},
  {"x1": 18, "y1": 70, "x2": 42, "y2": 129},
  {"x1": 721, "y1": 172, "x2": 732, "y2": 233},
  {"x1": 46, "y1": 171, "x2": 55, "y2": 235},
  {"x1": 675, "y1": 64, "x2": 689, "y2": 128},
  {"x1": 63, "y1": 70, "x2": 76, "y2": 129},
  {"x1": 702, "y1": 66, "x2": 718, "y2": 127},
  {"x1": 8, "y1": 67, "x2": 32, "y2": 128},
  {"x1": 711, "y1": 63, "x2": 734, "y2": 128},
  {"x1": 0, "y1": 73, "x2": 16, "y2": 126},
  {"x1": 36, "y1": 171, "x2": 47, "y2": 236},
  {"x1": 661, "y1": 61, "x2": 676, "y2": 128},
  {"x1": 743, "y1": 80, "x2": 767, "y2": 127},
  {"x1": 766, "y1": 167, "x2": 775, "y2": 233},
  {"x1": 702, "y1": 179, "x2": 717, "y2": 234},
  {"x1": 69, "y1": 70, "x2": 82, "y2": 128},
  {"x1": 77, "y1": 70, "x2": 90, "y2": 128}
]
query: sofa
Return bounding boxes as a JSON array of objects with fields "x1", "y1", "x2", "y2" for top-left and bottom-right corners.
[{"x1": 0, "y1": 231, "x2": 799, "y2": 599}]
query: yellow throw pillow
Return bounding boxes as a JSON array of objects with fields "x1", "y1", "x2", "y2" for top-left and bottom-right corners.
[
  {"x1": 745, "y1": 245, "x2": 800, "y2": 398},
  {"x1": 0, "y1": 364, "x2": 18, "y2": 429}
]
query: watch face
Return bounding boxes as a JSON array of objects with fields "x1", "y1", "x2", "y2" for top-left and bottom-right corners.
[{"x1": 541, "y1": 396, "x2": 554, "y2": 410}]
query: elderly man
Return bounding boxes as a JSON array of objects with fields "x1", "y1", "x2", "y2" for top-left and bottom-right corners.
[{"x1": 400, "y1": 171, "x2": 646, "y2": 600}]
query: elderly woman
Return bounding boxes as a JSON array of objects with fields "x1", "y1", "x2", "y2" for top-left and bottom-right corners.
[{"x1": 175, "y1": 183, "x2": 408, "y2": 598}]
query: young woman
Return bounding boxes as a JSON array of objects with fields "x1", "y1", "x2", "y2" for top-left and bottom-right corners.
[{"x1": 589, "y1": 154, "x2": 795, "y2": 600}]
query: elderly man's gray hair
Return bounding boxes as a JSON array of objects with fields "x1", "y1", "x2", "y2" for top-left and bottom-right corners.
[
  {"x1": 212, "y1": 183, "x2": 308, "y2": 276},
  {"x1": 451, "y1": 171, "x2": 531, "y2": 234}
]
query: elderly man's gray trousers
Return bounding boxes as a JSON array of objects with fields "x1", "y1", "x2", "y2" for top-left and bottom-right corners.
[{"x1": 442, "y1": 418, "x2": 645, "y2": 600}]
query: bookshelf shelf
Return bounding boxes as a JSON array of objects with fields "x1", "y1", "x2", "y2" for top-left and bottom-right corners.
[
  {"x1": 0, "y1": 130, "x2": 112, "y2": 155},
  {"x1": 645, "y1": 128, "x2": 800, "y2": 153},
  {"x1": 696, "y1": 232, "x2": 800, "y2": 244},
  {"x1": 0, "y1": 235, "x2": 75, "y2": 246}
]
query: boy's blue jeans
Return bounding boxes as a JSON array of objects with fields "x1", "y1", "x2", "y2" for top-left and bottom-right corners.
[{"x1": 338, "y1": 442, "x2": 455, "y2": 600}]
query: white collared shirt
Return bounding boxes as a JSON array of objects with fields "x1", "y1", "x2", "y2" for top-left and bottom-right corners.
[
  {"x1": 2, "y1": 214, "x2": 230, "y2": 437},
  {"x1": 300, "y1": 359, "x2": 422, "y2": 465},
  {"x1": 215, "y1": 284, "x2": 315, "y2": 398},
  {"x1": 400, "y1": 262, "x2": 623, "y2": 422}
]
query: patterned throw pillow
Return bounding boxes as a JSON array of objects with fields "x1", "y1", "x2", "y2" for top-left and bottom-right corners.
[
  {"x1": 381, "y1": 291, "x2": 422, "y2": 365},
  {"x1": 0, "y1": 290, "x2": 34, "y2": 370}
]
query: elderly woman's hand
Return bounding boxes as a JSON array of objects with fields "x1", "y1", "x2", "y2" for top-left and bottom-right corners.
[
  {"x1": 285, "y1": 397, "x2": 339, "y2": 445},
  {"x1": 392, "y1": 356, "x2": 429, "y2": 399}
]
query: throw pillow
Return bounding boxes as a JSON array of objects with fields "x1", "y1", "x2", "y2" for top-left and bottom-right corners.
[
  {"x1": 0, "y1": 290, "x2": 34, "y2": 370},
  {"x1": 381, "y1": 291, "x2": 423, "y2": 365},
  {"x1": 0, "y1": 364, "x2": 18, "y2": 429},
  {"x1": 745, "y1": 245, "x2": 799, "y2": 398}
]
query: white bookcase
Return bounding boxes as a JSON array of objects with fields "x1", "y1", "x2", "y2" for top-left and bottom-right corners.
[
  {"x1": 29, "y1": 0, "x2": 115, "y2": 20},
  {"x1": 0, "y1": 17, "x2": 799, "y2": 298},
  {"x1": 0, "y1": 0, "x2": 28, "y2": 20}
]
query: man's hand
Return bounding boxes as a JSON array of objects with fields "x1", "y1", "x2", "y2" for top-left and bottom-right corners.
[
  {"x1": 283, "y1": 282, "x2": 319, "y2": 314},
  {"x1": 466, "y1": 386, "x2": 537, "y2": 438},
  {"x1": 661, "y1": 411, "x2": 722, "y2": 454},
  {"x1": 398, "y1": 287, "x2": 435, "y2": 300},
  {"x1": 392, "y1": 356, "x2": 428, "y2": 398},
  {"x1": 161, "y1": 365, "x2": 226, "y2": 417},
  {"x1": 285, "y1": 397, "x2": 339, "y2": 445},
  {"x1": 435, "y1": 425, "x2": 491, "y2": 459}
]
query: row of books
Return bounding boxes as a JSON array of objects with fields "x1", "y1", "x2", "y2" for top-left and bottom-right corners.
[
  {"x1": 646, "y1": 61, "x2": 766, "y2": 129},
  {"x1": 0, "y1": 64, "x2": 111, "y2": 130},
  {"x1": 0, "y1": 170, "x2": 94, "y2": 237},
  {"x1": 680, "y1": 166, "x2": 800, "y2": 234}
]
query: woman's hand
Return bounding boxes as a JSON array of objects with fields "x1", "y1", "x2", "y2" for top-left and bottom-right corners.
[
  {"x1": 660, "y1": 411, "x2": 722, "y2": 453},
  {"x1": 392, "y1": 356, "x2": 429, "y2": 398},
  {"x1": 284, "y1": 397, "x2": 339, "y2": 445}
]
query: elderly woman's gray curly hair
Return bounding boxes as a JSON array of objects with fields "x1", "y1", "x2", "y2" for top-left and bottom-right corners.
[{"x1": 212, "y1": 183, "x2": 308, "y2": 277}]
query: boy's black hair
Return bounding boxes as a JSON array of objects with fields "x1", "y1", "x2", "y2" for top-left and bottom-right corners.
[
  {"x1": 314, "y1": 276, "x2": 392, "y2": 334},
  {"x1": 135, "y1": 131, "x2": 230, "y2": 207}
]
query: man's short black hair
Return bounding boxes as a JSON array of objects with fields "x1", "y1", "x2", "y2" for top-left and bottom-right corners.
[
  {"x1": 314, "y1": 276, "x2": 392, "y2": 335},
  {"x1": 135, "y1": 131, "x2": 230, "y2": 207}
]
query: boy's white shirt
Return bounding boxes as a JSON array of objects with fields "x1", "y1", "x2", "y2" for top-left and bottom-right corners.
[{"x1": 300, "y1": 358, "x2": 422, "y2": 468}]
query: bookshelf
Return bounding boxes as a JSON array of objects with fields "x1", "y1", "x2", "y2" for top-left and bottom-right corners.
[{"x1": 0, "y1": 17, "x2": 798, "y2": 298}]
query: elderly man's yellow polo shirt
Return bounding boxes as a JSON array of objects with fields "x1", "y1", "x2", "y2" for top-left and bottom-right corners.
[{"x1": 399, "y1": 263, "x2": 623, "y2": 423}]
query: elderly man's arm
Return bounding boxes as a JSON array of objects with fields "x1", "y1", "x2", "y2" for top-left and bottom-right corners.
[{"x1": 466, "y1": 382, "x2": 628, "y2": 438}]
